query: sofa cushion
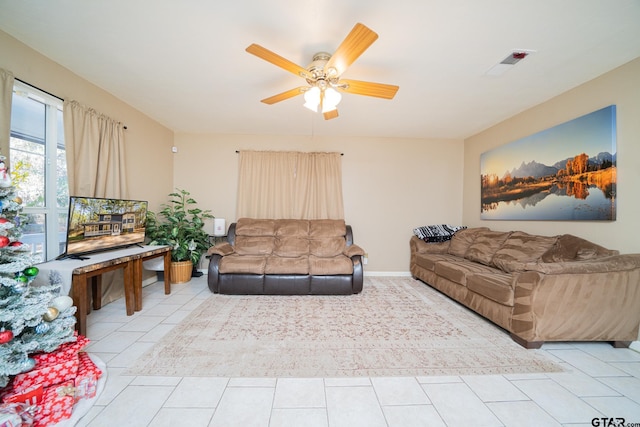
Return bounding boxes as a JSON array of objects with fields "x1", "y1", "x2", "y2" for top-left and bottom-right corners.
[
  {"x1": 309, "y1": 219, "x2": 346, "y2": 238},
  {"x1": 265, "y1": 256, "x2": 309, "y2": 274},
  {"x1": 310, "y1": 237, "x2": 345, "y2": 257},
  {"x1": 541, "y1": 234, "x2": 619, "y2": 262},
  {"x1": 434, "y1": 260, "x2": 501, "y2": 285},
  {"x1": 275, "y1": 219, "x2": 309, "y2": 237},
  {"x1": 464, "y1": 230, "x2": 511, "y2": 266},
  {"x1": 234, "y1": 236, "x2": 274, "y2": 255},
  {"x1": 235, "y1": 218, "x2": 276, "y2": 236},
  {"x1": 448, "y1": 227, "x2": 489, "y2": 257},
  {"x1": 492, "y1": 232, "x2": 558, "y2": 273},
  {"x1": 309, "y1": 254, "x2": 353, "y2": 275},
  {"x1": 219, "y1": 254, "x2": 266, "y2": 274},
  {"x1": 273, "y1": 237, "x2": 309, "y2": 257},
  {"x1": 414, "y1": 253, "x2": 462, "y2": 272},
  {"x1": 467, "y1": 273, "x2": 515, "y2": 306}
]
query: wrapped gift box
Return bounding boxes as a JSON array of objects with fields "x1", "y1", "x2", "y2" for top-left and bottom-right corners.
[
  {"x1": 0, "y1": 408, "x2": 23, "y2": 427},
  {"x1": 33, "y1": 381, "x2": 75, "y2": 427},
  {"x1": 31, "y1": 335, "x2": 89, "y2": 367},
  {"x1": 2, "y1": 384, "x2": 43, "y2": 406},
  {"x1": 0, "y1": 401, "x2": 34, "y2": 427},
  {"x1": 2, "y1": 334, "x2": 95, "y2": 426},
  {"x1": 11, "y1": 357, "x2": 78, "y2": 392},
  {"x1": 12, "y1": 335, "x2": 89, "y2": 392},
  {"x1": 74, "y1": 353, "x2": 102, "y2": 401}
]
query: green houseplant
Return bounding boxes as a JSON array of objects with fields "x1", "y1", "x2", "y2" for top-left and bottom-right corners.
[{"x1": 146, "y1": 189, "x2": 213, "y2": 282}]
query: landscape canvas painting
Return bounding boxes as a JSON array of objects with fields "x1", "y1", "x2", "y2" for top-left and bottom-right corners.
[{"x1": 481, "y1": 105, "x2": 616, "y2": 220}]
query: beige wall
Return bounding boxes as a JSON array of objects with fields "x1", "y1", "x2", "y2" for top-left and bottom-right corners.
[
  {"x1": 0, "y1": 30, "x2": 174, "y2": 212},
  {"x1": 463, "y1": 57, "x2": 640, "y2": 254},
  {"x1": 173, "y1": 133, "x2": 464, "y2": 272}
]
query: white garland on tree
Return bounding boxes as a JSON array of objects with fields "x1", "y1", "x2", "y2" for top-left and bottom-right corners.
[{"x1": 0, "y1": 183, "x2": 77, "y2": 388}]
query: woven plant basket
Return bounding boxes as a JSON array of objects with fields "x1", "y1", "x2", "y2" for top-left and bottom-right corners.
[{"x1": 170, "y1": 260, "x2": 193, "y2": 284}]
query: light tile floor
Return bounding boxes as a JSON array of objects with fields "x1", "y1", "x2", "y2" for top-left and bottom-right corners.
[{"x1": 76, "y1": 275, "x2": 640, "y2": 427}]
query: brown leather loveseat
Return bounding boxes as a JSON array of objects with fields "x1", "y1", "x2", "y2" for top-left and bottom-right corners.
[{"x1": 207, "y1": 218, "x2": 365, "y2": 295}]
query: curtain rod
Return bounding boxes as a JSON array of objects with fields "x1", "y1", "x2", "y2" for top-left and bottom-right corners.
[
  {"x1": 15, "y1": 78, "x2": 63, "y2": 102},
  {"x1": 236, "y1": 150, "x2": 343, "y2": 156},
  {"x1": 15, "y1": 78, "x2": 128, "y2": 130}
]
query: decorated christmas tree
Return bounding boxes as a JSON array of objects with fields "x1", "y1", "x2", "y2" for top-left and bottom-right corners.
[{"x1": 0, "y1": 157, "x2": 77, "y2": 388}]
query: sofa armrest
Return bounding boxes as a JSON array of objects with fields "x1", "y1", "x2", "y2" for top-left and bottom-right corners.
[
  {"x1": 207, "y1": 242, "x2": 235, "y2": 257},
  {"x1": 207, "y1": 254, "x2": 222, "y2": 293},
  {"x1": 343, "y1": 244, "x2": 365, "y2": 257},
  {"x1": 522, "y1": 254, "x2": 640, "y2": 275},
  {"x1": 511, "y1": 257, "x2": 640, "y2": 344},
  {"x1": 410, "y1": 236, "x2": 450, "y2": 254}
]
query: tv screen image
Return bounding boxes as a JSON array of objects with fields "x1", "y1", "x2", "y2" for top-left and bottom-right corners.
[{"x1": 60, "y1": 196, "x2": 148, "y2": 259}]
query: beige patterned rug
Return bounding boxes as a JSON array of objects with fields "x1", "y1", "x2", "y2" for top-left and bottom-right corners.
[{"x1": 126, "y1": 276, "x2": 562, "y2": 377}]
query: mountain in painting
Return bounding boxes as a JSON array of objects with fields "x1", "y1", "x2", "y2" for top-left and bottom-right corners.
[
  {"x1": 506, "y1": 151, "x2": 615, "y2": 180},
  {"x1": 504, "y1": 160, "x2": 558, "y2": 179}
]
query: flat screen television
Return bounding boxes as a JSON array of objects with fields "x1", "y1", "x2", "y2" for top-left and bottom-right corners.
[{"x1": 57, "y1": 196, "x2": 148, "y2": 260}]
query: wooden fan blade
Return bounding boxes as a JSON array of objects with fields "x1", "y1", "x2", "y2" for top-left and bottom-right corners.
[
  {"x1": 260, "y1": 87, "x2": 306, "y2": 105},
  {"x1": 246, "y1": 44, "x2": 309, "y2": 78},
  {"x1": 325, "y1": 23, "x2": 378, "y2": 77},
  {"x1": 323, "y1": 109, "x2": 339, "y2": 120},
  {"x1": 339, "y1": 79, "x2": 399, "y2": 99}
]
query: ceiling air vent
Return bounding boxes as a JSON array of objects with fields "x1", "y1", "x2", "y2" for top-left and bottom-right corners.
[{"x1": 485, "y1": 49, "x2": 535, "y2": 76}]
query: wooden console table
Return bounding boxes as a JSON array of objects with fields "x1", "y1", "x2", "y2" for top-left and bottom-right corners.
[{"x1": 35, "y1": 245, "x2": 172, "y2": 336}]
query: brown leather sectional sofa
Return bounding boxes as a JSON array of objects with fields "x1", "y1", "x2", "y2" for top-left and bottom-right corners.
[
  {"x1": 410, "y1": 227, "x2": 640, "y2": 348},
  {"x1": 207, "y1": 218, "x2": 365, "y2": 295}
]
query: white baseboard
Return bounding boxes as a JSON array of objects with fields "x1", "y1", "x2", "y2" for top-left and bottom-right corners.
[
  {"x1": 364, "y1": 271, "x2": 412, "y2": 277},
  {"x1": 146, "y1": 271, "x2": 412, "y2": 279}
]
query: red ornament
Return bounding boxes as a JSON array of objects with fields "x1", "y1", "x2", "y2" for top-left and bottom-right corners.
[
  {"x1": 0, "y1": 236, "x2": 9, "y2": 247},
  {"x1": 9, "y1": 241, "x2": 22, "y2": 247},
  {"x1": 0, "y1": 218, "x2": 8, "y2": 223},
  {"x1": 0, "y1": 329, "x2": 14, "y2": 344}
]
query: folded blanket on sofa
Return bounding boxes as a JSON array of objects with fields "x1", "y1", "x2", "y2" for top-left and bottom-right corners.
[{"x1": 413, "y1": 224, "x2": 467, "y2": 243}]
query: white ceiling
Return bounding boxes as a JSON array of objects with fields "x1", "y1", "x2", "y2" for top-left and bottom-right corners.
[{"x1": 1, "y1": 0, "x2": 639, "y2": 140}]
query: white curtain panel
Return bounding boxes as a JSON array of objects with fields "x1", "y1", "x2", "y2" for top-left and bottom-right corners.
[
  {"x1": 63, "y1": 99, "x2": 128, "y2": 198},
  {"x1": 237, "y1": 150, "x2": 344, "y2": 219}
]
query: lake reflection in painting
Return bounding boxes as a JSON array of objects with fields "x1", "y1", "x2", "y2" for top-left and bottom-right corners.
[
  {"x1": 481, "y1": 183, "x2": 616, "y2": 221},
  {"x1": 480, "y1": 106, "x2": 616, "y2": 221}
]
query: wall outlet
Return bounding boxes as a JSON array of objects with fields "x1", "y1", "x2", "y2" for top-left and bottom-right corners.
[
  {"x1": 363, "y1": 253, "x2": 368, "y2": 265},
  {"x1": 171, "y1": 146, "x2": 178, "y2": 153}
]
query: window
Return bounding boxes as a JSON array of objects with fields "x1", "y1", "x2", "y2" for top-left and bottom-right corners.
[{"x1": 10, "y1": 81, "x2": 68, "y2": 261}]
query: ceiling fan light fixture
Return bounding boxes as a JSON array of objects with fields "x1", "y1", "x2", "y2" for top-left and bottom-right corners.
[
  {"x1": 303, "y1": 86, "x2": 321, "y2": 112},
  {"x1": 321, "y1": 87, "x2": 342, "y2": 113}
]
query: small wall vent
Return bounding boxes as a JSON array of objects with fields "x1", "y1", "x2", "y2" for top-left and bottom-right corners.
[{"x1": 485, "y1": 49, "x2": 536, "y2": 76}]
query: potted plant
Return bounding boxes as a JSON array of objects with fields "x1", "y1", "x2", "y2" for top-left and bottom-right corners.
[{"x1": 146, "y1": 188, "x2": 213, "y2": 283}]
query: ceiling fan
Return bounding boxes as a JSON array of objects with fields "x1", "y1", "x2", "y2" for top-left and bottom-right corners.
[{"x1": 246, "y1": 23, "x2": 399, "y2": 120}]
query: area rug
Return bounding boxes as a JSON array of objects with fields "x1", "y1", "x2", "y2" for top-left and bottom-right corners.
[{"x1": 126, "y1": 276, "x2": 562, "y2": 377}]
